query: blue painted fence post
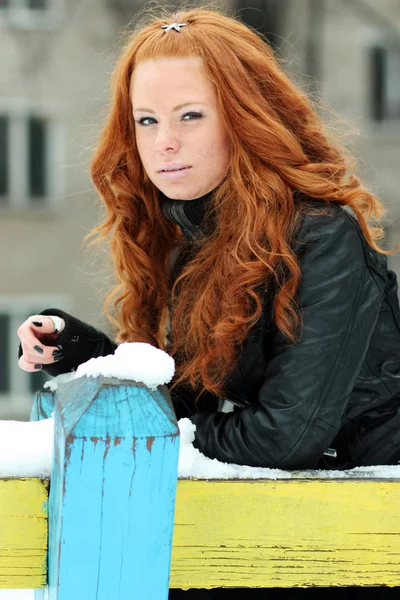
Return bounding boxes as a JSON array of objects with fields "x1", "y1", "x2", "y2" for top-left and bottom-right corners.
[
  {"x1": 31, "y1": 388, "x2": 55, "y2": 422},
  {"x1": 31, "y1": 376, "x2": 180, "y2": 600}
]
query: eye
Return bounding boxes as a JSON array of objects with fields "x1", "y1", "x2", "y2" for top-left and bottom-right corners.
[
  {"x1": 136, "y1": 116, "x2": 156, "y2": 126},
  {"x1": 135, "y1": 112, "x2": 203, "y2": 127},
  {"x1": 182, "y1": 112, "x2": 203, "y2": 121}
]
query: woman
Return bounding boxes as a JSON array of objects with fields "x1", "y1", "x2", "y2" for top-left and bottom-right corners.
[
  {"x1": 16, "y1": 6, "x2": 400, "y2": 595},
  {"x1": 17, "y1": 3, "x2": 400, "y2": 468}
]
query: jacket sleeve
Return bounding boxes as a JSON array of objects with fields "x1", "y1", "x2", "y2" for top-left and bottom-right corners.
[
  {"x1": 18, "y1": 308, "x2": 117, "y2": 377},
  {"x1": 189, "y1": 207, "x2": 386, "y2": 469}
]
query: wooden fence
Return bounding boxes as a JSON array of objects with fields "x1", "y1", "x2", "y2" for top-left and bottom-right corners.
[{"x1": 0, "y1": 376, "x2": 399, "y2": 597}]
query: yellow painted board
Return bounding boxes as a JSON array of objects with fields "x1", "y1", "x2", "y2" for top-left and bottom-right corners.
[
  {"x1": 1, "y1": 477, "x2": 400, "y2": 591},
  {"x1": 170, "y1": 479, "x2": 400, "y2": 589},
  {"x1": 0, "y1": 479, "x2": 48, "y2": 589}
]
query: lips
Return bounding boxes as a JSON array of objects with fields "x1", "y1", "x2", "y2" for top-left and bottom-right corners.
[
  {"x1": 158, "y1": 163, "x2": 191, "y2": 172},
  {"x1": 158, "y1": 166, "x2": 192, "y2": 180},
  {"x1": 161, "y1": 167, "x2": 187, "y2": 172}
]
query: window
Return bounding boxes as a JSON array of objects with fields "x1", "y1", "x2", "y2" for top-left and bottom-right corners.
[
  {"x1": 0, "y1": 314, "x2": 10, "y2": 394},
  {"x1": 0, "y1": 0, "x2": 62, "y2": 29},
  {"x1": 0, "y1": 0, "x2": 47, "y2": 11},
  {"x1": 0, "y1": 309, "x2": 51, "y2": 398},
  {"x1": 0, "y1": 116, "x2": 8, "y2": 199},
  {"x1": 370, "y1": 44, "x2": 400, "y2": 121},
  {"x1": 0, "y1": 111, "x2": 54, "y2": 208},
  {"x1": 0, "y1": 296, "x2": 70, "y2": 419},
  {"x1": 234, "y1": 0, "x2": 284, "y2": 52},
  {"x1": 28, "y1": 115, "x2": 47, "y2": 198},
  {"x1": 0, "y1": 0, "x2": 48, "y2": 8},
  {"x1": 28, "y1": 0, "x2": 47, "y2": 8}
]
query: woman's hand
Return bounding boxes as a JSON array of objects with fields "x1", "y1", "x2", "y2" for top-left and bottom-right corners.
[{"x1": 17, "y1": 315, "x2": 66, "y2": 372}]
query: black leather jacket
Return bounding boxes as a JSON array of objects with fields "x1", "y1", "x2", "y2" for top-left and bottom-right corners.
[
  {"x1": 34, "y1": 199, "x2": 400, "y2": 470},
  {"x1": 187, "y1": 200, "x2": 400, "y2": 469}
]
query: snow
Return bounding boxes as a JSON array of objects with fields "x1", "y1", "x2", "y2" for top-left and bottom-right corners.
[
  {"x1": 0, "y1": 418, "x2": 53, "y2": 478},
  {"x1": 177, "y1": 417, "x2": 400, "y2": 480},
  {"x1": 43, "y1": 371, "x2": 75, "y2": 391},
  {"x1": 44, "y1": 342, "x2": 175, "y2": 392},
  {"x1": 0, "y1": 413, "x2": 399, "y2": 481}
]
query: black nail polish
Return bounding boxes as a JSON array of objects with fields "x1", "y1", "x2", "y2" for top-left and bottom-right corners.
[
  {"x1": 34, "y1": 345, "x2": 44, "y2": 355},
  {"x1": 32, "y1": 321, "x2": 43, "y2": 327},
  {"x1": 53, "y1": 351, "x2": 64, "y2": 361},
  {"x1": 34, "y1": 364, "x2": 42, "y2": 370},
  {"x1": 57, "y1": 344, "x2": 63, "y2": 350}
]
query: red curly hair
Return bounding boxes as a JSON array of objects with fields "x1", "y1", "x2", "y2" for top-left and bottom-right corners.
[{"x1": 88, "y1": 4, "x2": 397, "y2": 403}]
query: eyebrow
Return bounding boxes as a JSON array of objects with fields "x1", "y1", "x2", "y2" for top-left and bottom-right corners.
[{"x1": 133, "y1": 102, "x2": 206, "y2": 113}]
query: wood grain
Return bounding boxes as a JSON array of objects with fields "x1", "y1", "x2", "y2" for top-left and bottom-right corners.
[
  {"x1": 1, "y1": 477, "x2": 400, "y2": 591},
  {"x1": 43, "y1": 377, "x2": 179, "y2": 599},
  {"x1": 0, "y1": 478, "x2": 48, "y2": 589},
  {"x1": 170, "y1": 479, "x2": 400, "y2": 589}
]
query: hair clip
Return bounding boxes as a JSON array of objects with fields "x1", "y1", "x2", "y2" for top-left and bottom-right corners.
[{"x1": 161, "y1": 22, "x2": 187, "y2": 33}]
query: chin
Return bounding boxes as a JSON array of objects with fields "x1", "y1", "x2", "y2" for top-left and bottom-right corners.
[{"x1": 159, "y1": 185, "x2": 198, "y2": 201}]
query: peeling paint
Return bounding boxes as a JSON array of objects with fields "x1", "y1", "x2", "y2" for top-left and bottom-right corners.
[
  {"x1": 170, "y1": 479, "x2": 400, "y2": 589},
  {"x1": 65, "y1": 439, "x2": 73, "y2": 463},
  {"x1": 103, "y1": 437, "x2": 111, "y2": 461},
  {"x1": 90, "y1": 436, "x2": 100, "y2": 448},
  {"x1": 80, "y1": 437, "x2": 87, "y2": 462},
  {"x1": 146, "y1": 437, "x2": 155, "y2": 453}
]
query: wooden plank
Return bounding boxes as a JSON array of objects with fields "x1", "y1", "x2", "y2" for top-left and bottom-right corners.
[
  {"x1": 1, "y1": 476, "x2": 399, "y2": 591},
  {"x1": 0, "y1": 478, "x2": 48, "y2": 589},
  {"x1": 170, "y1": 479, "x2": 400, "y2": 589},
  {"x1": 44, "y1": 377, "x2": 180, "y2": 600}
]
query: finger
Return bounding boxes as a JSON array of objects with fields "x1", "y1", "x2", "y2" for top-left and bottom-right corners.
[
  {"x1": 28, "y1": 315, "x2": 65, "y2": 335},
  {"x1": 18, "y1": 356, "x2": 43, "y2": 373},
  {"x1": 22, "y1": 349, "x2": 64, "y2": 365},
  {"x1": 18, "y1": 328, "x2": 51, "y2": 355},
  {"x1": 18, "y1": 315, "x2": 54, "y2": 337},
  {"x1": 21, "y1": 340, "x2": 62, "y2": 361},
  {"x1": 17, "y1": 316, "x2": 65, "y2": 356}
]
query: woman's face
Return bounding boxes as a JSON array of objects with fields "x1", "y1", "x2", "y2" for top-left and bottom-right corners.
[{"x1": 130, "y1": 56, "x2": 230, "y2": 200}]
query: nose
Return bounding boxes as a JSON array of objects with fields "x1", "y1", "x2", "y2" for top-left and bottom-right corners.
[{"x1": 154, "y1": 123, "x2": 181, "y2": 153}]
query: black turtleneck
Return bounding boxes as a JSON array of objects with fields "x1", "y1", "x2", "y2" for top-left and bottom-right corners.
[{"x1": 159, "y1": 188, "x2": 216, "y2": 242}]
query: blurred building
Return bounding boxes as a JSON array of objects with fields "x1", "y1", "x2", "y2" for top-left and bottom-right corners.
[
  {"x1": 0, "y1": 0, "x2": 399, "y2": 419},
  {"x1": 0, "y1": 0, "x2": 120, "y2": 418},
  {"x1": 280, "y1": 0, "x2": 400, "y2": 262}
]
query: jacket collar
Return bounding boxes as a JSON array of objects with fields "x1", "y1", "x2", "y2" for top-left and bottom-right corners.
[{"x1": 160, "y1": 188, "x2": 216, "y2": 242}]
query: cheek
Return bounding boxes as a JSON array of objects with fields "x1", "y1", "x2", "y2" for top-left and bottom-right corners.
[
  {"x1": 197, "y1": 143, "x2": 227, "y2": 167},
  {"x1": 212, "y1": 138, "x2": 230, "y2": 170},
  {"x1": 135, "y1": 134, "x2": 151, "y2": 163},
  {"x1": 212, "y1": 127, "x2": 229, "y2": 158}
]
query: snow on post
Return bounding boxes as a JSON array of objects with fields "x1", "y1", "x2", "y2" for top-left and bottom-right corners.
[{"x1": 31, "y1": 343, "x2": 179, "y2": 600}]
